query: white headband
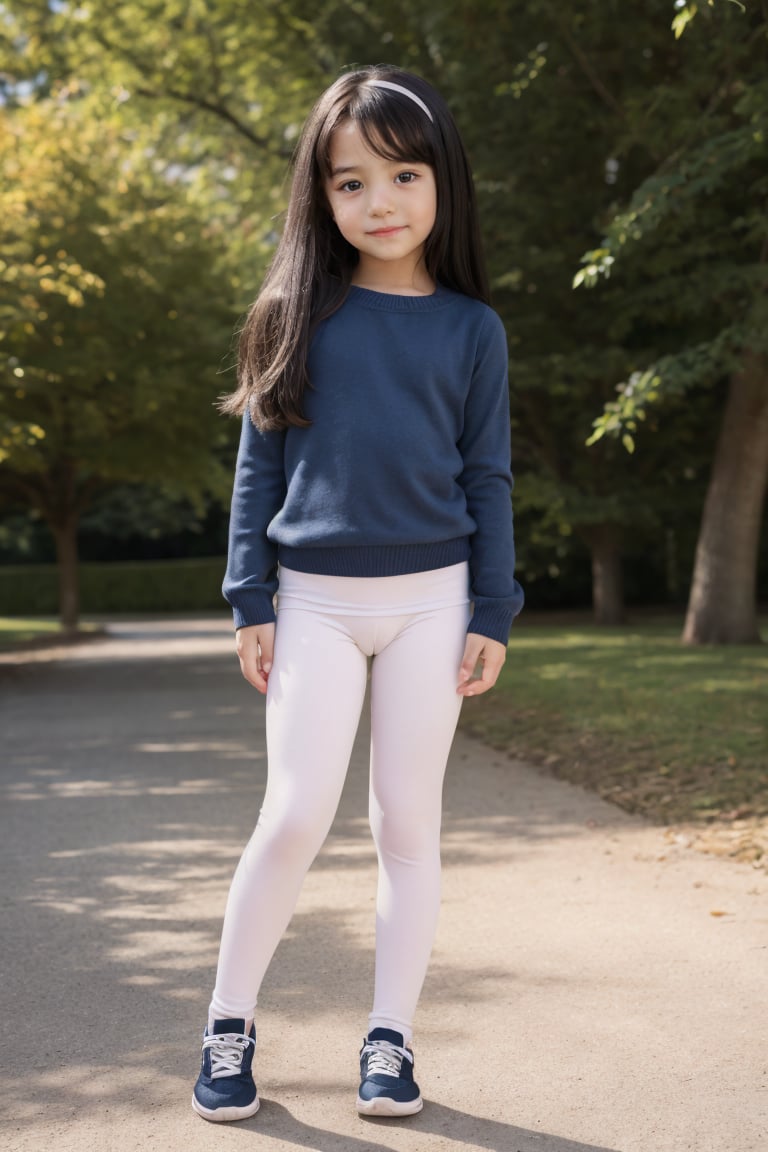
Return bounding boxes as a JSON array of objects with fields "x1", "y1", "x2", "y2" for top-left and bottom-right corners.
[{"x1": 367, "y1": 79, "x2": 434, "y2": 123}]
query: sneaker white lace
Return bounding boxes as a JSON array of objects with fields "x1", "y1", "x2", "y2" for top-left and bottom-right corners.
[
  {"x1": 361, "y1": 1037, "x2": 413, "y2": 1078},
  {"x1": 202, "y1": 1031, "x2": 255, "y2": 1079}
]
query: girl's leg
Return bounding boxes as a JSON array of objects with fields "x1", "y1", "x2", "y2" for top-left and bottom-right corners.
[
  {"x1": 367, "y1": 603, "x2": 469, "y2": 1042},
  {"x1": 210, "y1": 607, "x2": 368, "y2": 1021}
]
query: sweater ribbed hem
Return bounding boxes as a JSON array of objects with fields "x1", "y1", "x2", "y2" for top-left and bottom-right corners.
[{"x1": 278, "y1": 537, "x2": 470, "y2": 578}]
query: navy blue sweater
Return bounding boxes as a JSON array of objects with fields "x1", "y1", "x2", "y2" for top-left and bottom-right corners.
[{"x1": 223, "y1": 284, "x2": 524, "y2": 644}]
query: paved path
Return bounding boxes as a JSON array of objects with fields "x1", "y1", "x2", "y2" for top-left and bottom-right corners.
[{"x1": 1, "y1": 619, "x2": 765, "y2": 1152}]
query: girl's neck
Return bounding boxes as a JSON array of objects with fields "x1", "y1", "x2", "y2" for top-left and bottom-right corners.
[
  {"x1": 351, "y1": 279, "x2": 436, "y2": 297},
  {"x1": 351, "y1": 257, "x2": 435, "y2": 297}
]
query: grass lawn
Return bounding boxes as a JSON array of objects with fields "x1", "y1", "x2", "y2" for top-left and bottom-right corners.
[
  {"x1": 460, "y1": 618, "x2": 767, "y2": 851},
  {"x1": 0, "y1": 617, "x2": 103, "y2": 650},
  {"x1": 0, "y1": 617, "x2": 64, "y2": 649}
]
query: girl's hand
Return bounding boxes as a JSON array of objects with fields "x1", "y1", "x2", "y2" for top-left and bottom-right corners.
[
  {"x1": 236, "y1": 623, "x2": 276, "y2": 694},
  {"x1": 457, "y1": 633, "x2": 507, "y2": 696}
]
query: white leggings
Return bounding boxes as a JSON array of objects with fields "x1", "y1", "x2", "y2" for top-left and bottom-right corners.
[{"x1": 210, "y1": 563, "x2": 470, "y2": 1041}]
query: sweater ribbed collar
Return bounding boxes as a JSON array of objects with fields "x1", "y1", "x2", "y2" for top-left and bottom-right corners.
[{"x1": 346, "y1": 283, "x2": 455, "y2": 312}]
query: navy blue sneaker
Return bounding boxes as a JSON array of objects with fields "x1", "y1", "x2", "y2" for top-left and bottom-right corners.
[
  {"x1": 192, "y1": 1018, "x2": 259, "y2": 1122},
  {"x1": 357, "y1": 1027, "x2": 423, "y2": 1116}
]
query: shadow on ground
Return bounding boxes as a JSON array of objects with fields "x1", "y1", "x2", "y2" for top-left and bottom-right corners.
[{"x1": 229, "y1": 1099, "x2": 622, "y2": 1152}]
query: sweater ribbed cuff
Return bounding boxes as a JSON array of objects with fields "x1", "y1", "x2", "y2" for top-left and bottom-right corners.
[
  {"x1": 227, "y1": 590, "x2": 277, "y2": 631},
  {"x1": 467, "y1": 602, "x2": 516, "y2": 646}
]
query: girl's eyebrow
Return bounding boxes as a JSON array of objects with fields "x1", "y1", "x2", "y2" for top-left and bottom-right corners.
[{"x1": 329, "y1": 159, "x2": 425, "y2": 178}]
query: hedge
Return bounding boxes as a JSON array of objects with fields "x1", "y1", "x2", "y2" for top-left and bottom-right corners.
[{"x1": 0, "y1": 557, "x2": 228, "y2": 615}]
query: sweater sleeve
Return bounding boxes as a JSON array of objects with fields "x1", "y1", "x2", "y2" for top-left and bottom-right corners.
[
  {"x1": 458, "y1": 309, "x2": 524, "y2": 644},
  {"x1": 222, "y1": 412, "x2": 287, "y2": 630}
]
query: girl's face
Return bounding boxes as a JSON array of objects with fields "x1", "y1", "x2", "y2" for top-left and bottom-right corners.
[{"x1": 324, "y1": 120, "x2": 437, "y2": 292}]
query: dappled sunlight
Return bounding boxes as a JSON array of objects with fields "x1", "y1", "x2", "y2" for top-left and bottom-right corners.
[
  {"x1": 536, "y1": 663, "x2": 594, "y2": 680},
  {"x1": 510, "y1": 629, "x2": 664, "y2": 652},
  {"x1": 106, "y1": 928, "x2": 217, "y2": 968},
  {"x1": 26, "y1": 893, "x2": 100, "y2": 916},
  {"x1": 442, "y1": 814, "x2": 593, "y2": 858},
  {"x1": 630, "y1": 652, "x2": 728, "y2": 667},
  {"x1": 48, "y1": 837, "x2": 239, "y2": 860},
  {"x1": 5, "y1": 773, "x2": 257, "y2": 800},
  {"x1": 511, "y1": 625, "x2": 768, "y2": 661},
  {"x1": 136, "y1": 740, "x2": 261, "y2": 756},
  {"x1": 700, "y1": 678, "x2": 764, "y2": 693},
  {"x1": 0, "y1": 634, "x2": 236, "y2": 666},
  {"x1": 2, "y1": 1053, "x2": 184, "y2": 1125}
]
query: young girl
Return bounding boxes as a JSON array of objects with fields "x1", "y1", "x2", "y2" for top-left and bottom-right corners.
[{"x1": 192, "y1": 64, "x2": 524, "y2": 1123}]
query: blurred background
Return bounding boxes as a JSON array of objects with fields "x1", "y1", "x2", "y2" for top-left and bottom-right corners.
[{"x1": 0, "y1": 0, "x2": 766, "y2": 645}]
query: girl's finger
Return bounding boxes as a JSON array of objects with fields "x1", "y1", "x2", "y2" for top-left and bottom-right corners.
[
  {"x1": 258, "y1": 633, "x2": 274, "y2": 676},
  {"x1": 458, "y1": 635, "x2": 507, "y2": 696},
  {"x1": 458, "y1": 635, "x2": 483, "y2": 688}
]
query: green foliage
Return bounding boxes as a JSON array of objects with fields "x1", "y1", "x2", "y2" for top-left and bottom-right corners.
[
  {"x1": 402, "y1": 4, "x2": 733, "y2": 599},
  {"x1": 0, "y1": 557, "x2": 226, "y2": 614},
  {"x1": 434, "y1": 1, "x2": 736, "y2": 579},
  {"x1": 573, "y1": 2, "x2": 768, "y2": 443},
  {"x1": 672, "y1": 2, "x2": 747, "y2": 42},
  {"x1": 1, "y1": 0, "x2": 766, "y2": 615},
  {"x1": 586, "y1": 330, "x2": 742, "y2": 446},
  {"x1": 0, "y1": 93, "x2": 239, "y2": 526},
  {"x1": 78, "y1": 485, "x2": 221, "y2": 543}
]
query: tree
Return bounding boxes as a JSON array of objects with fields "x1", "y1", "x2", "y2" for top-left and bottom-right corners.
[
  {"x1": 4, "y1": 0, "x2": 760, "y2": 632},
  {"x1": 424, "y1": 0, "x2": 726, "y2": 622},
  {"x1": 577, "y1": 0, "x2": 768, "y2": 642},
  {"x1": 0, "y1": 95, "x2": 238, "y2": 629}
]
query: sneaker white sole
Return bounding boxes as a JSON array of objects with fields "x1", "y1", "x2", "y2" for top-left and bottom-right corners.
[
  {"x1": 191, "y1": 1093, "x2": 260, "y2": 1122},
  {"x1": 356, "y1": 1093, "x2": 423, "y2": 1117}
]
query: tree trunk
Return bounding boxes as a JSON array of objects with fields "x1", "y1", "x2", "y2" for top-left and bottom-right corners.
[
  {"x1": 588, "y1": 528, "x2": 625, "y2": 625},
  {"x1": 683, "y1": 353, "x2": 768, "y2": 645},
  {"x1": 51, "y1": 513, "x2": 80, "y2": 635}
]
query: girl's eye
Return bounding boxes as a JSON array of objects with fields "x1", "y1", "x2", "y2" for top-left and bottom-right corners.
[
  {"x1": 340, "y1": 180, "x2": 362, "y2": 192},
  {"x1": 395, "y1": 171, "x2": 417, "y2": 184}
]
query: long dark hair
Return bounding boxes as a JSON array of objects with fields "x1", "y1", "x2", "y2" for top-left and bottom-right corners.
[{"x1": 223, "y1": 65, "x2": 490, "y2": 430}]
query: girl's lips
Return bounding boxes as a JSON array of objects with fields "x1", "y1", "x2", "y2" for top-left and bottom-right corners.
[{"x1": 367, "y1": 226, "x2": 405, "y2": 236}]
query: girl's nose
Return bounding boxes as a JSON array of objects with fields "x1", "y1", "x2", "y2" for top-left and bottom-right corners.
[{"x1": 367, "y1": 186, "x2": 394, "y2": 216}]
